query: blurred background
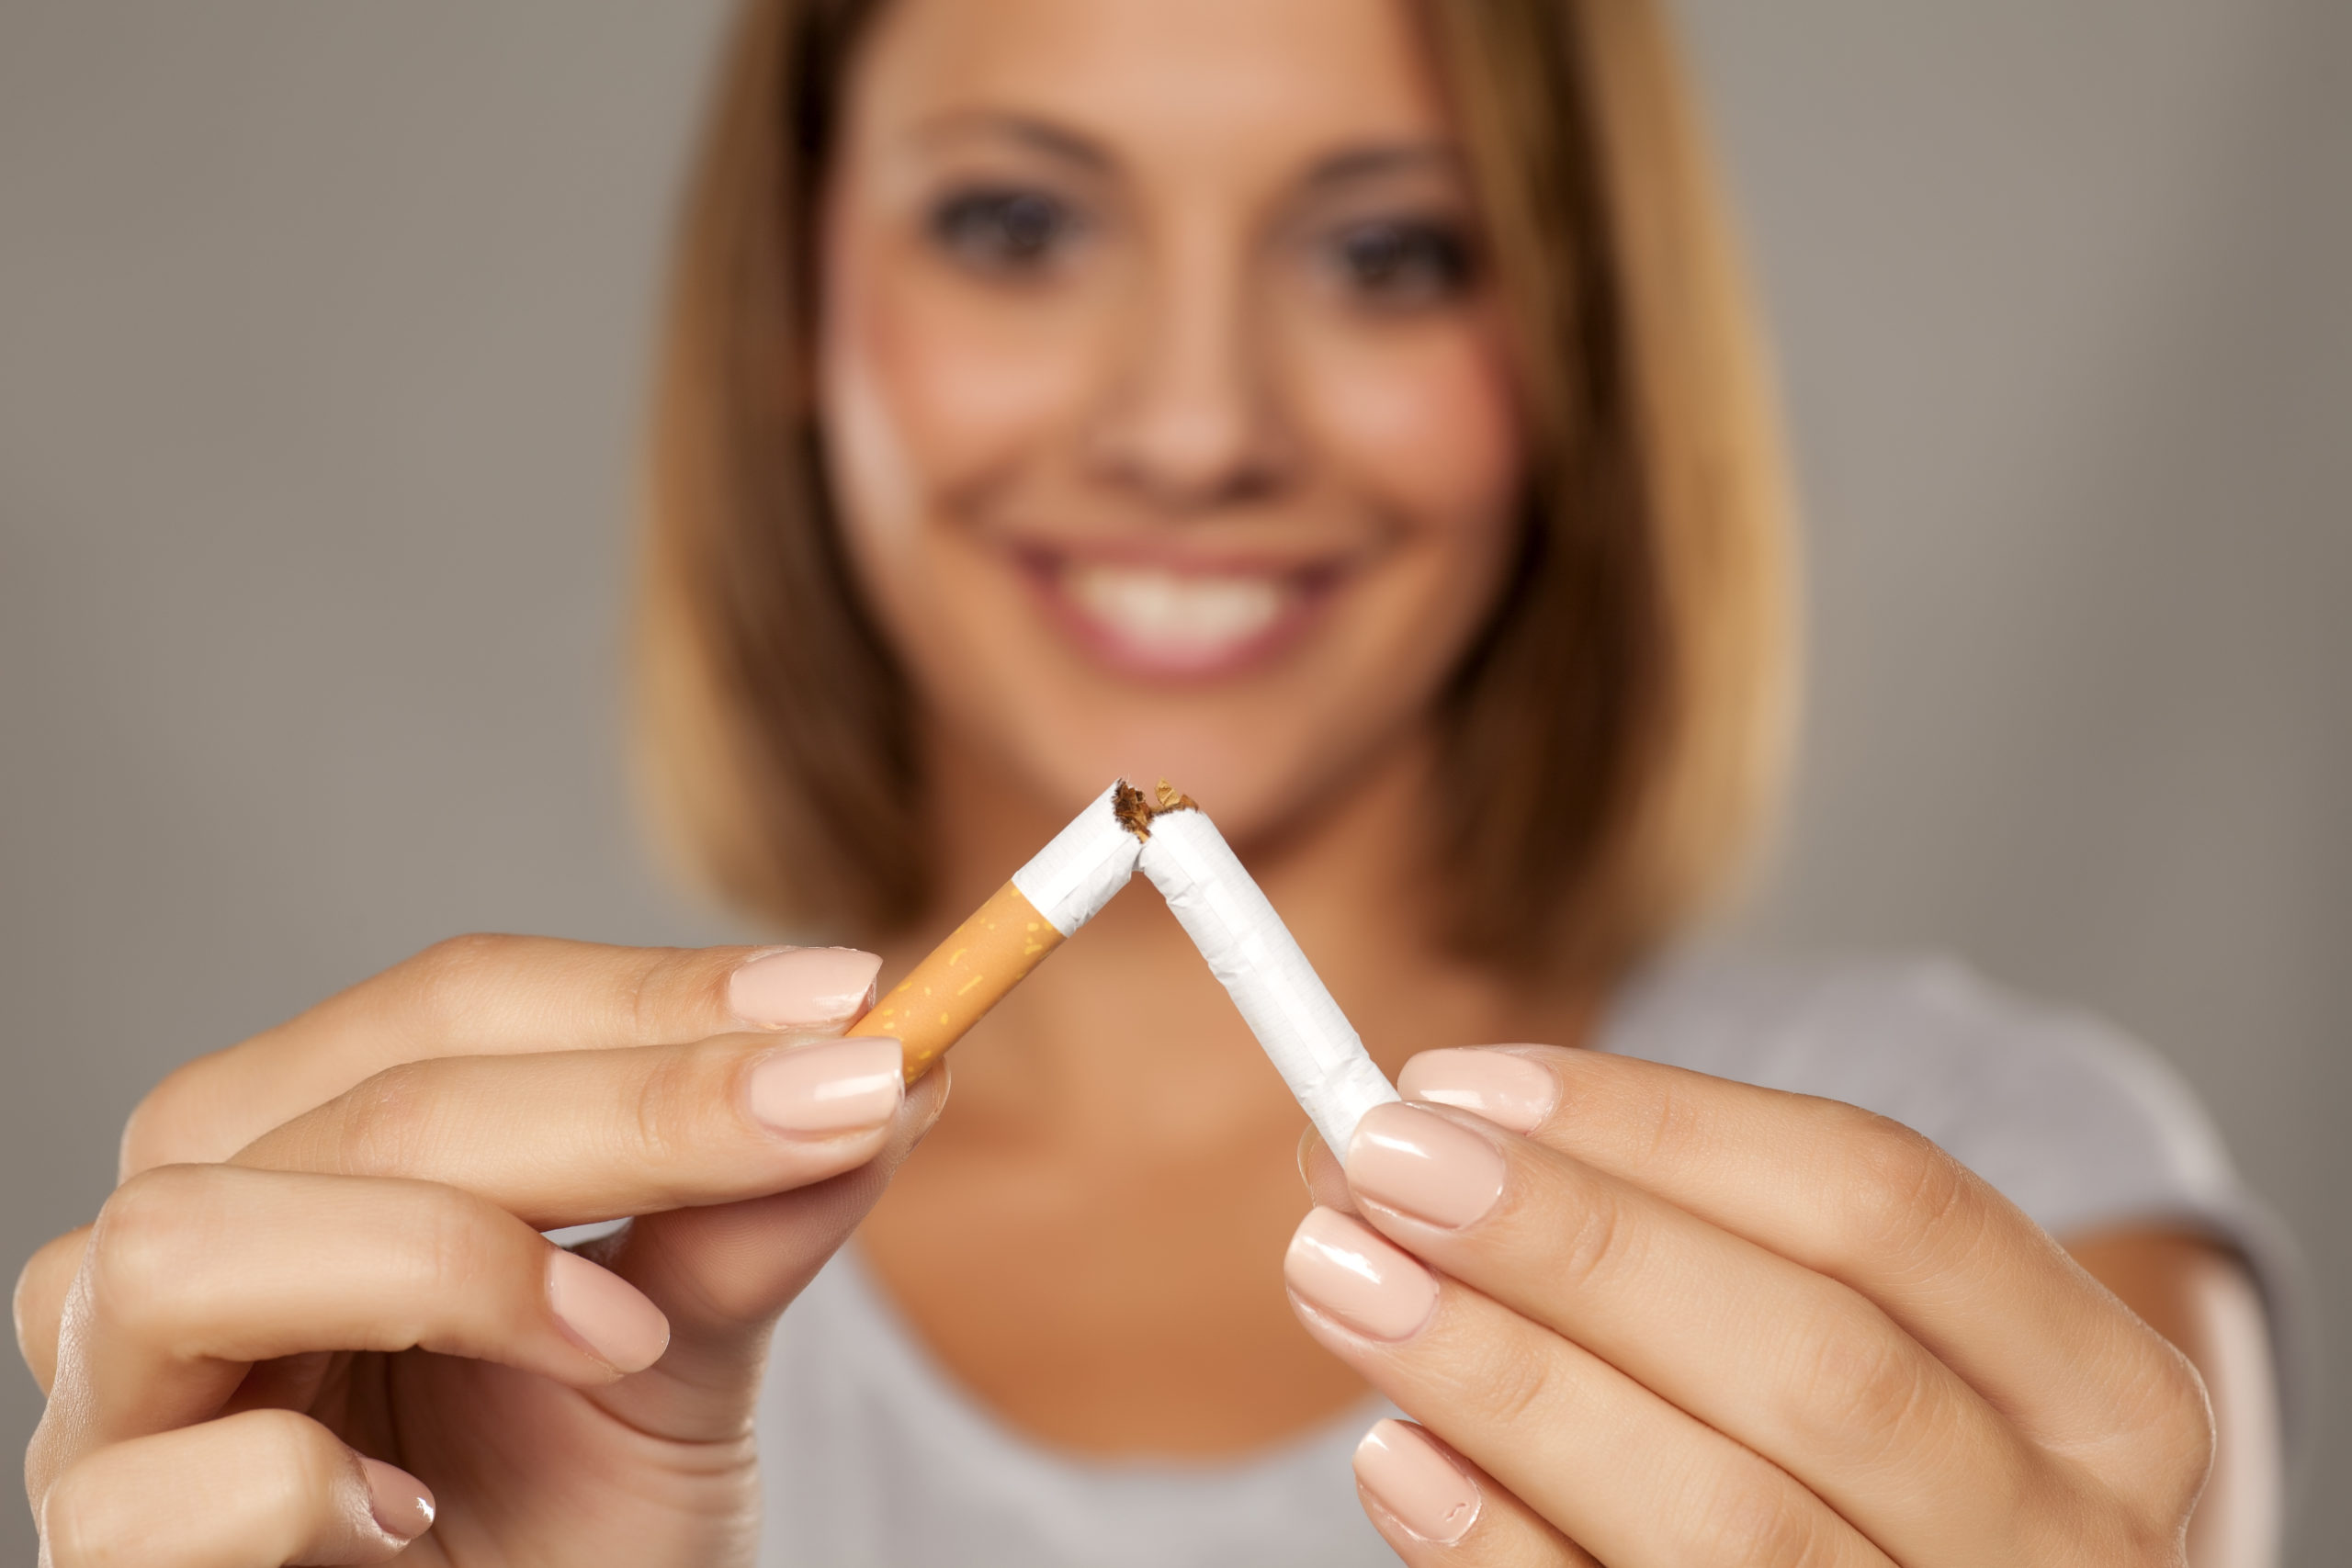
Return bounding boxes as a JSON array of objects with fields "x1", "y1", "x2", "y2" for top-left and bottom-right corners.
[{"x1": 2, "y1": 3, "x2": 2344, "y2": 1562}]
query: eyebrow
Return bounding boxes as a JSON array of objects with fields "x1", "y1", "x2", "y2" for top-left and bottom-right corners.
[
  {"x1": 911, "y1": 110, "x2": 1115, "y2": 174},
  {"x1": 1300, "y1": 142, "x2": 1464, "y2": 190},
  {"x1": 909, "y1": 114, "x2": 1461, "y2": 194}
]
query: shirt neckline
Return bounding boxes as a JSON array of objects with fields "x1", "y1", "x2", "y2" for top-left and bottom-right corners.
[{"x1": 826, "y1": 1236, "x2": 1397, "y2": 1483}]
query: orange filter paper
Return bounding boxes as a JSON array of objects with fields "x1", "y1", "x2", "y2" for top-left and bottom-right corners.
[{"x1": 846, "y1": 880, "x2": 1066, "y2": 1082}]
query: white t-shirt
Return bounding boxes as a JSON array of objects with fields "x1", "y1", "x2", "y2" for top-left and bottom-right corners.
[{"x1": 756, "y1": 953, "x2": 2301, "y2": 1566}]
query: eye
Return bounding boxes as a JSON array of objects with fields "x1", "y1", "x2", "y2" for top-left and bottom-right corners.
[
  {"x1": 929, "y1": 187, "x2": 1084, "y2": 276},
  {"x1": 1326, "y1": 219, "x2": 1475, "y2": 308}
]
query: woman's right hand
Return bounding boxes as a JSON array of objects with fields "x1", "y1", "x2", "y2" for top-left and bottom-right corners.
[{"x1": 14, "y1": 934, "x2": 943, "y2": 1567}]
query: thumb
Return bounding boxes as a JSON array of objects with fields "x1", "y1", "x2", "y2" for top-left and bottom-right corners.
[{"x1": 585, "y1": 1064, "x2": 950, "y2": 1438}]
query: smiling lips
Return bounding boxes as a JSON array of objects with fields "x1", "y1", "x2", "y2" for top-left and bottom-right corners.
[{"x1": 1023, "y1": 553, "x2": 1339, "y2": 680}]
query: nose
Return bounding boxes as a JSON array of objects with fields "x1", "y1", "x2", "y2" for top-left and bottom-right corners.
[{"x1": 1083, "y1": 230, "x2": 1294, "y2": 513}]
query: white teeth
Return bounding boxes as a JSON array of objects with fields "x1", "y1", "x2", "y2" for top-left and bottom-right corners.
[{"x1": 1063, "y1": 563, "x2": 1287, "y2": 657}]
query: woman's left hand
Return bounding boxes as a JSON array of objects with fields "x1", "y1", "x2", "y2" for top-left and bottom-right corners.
[{"x1": 1291, "y1": 1046, "x2": 2217, "y2": 1567}]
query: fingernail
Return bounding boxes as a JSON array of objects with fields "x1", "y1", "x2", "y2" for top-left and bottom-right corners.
[
  {"x1": 1346, "y1": 1101, "x2": 1506, "y2": 1229},
  {"x1": 546, "y1": 1250, "x2": 672, "y2": 1372},
  {"x1": 1296, "y1": 1125, "x2": 1354, "y2": 1212},
  {"x1": 358, "y1": 1456, "x2": 436, "y2": 1542},
  {"x1": 910, "y1": 1060, "x2": 952, "y2": 1140},
  {"x1": 1283, "y1": 1207, "x2": 1440, "y2": 1341},
  {"x1": 747, "y1": 1035, "x2": 903, "y2": 1136},
  {"x1": 1354, "y1": 1420, "x2": 1481, "y2": 1544},
  {"x1": 729, "y1": 946, "x2": 883, "y2": 1029},
  {"x1": 1397, "y1": 1047, "x2": 1557, "y2": 1134}
]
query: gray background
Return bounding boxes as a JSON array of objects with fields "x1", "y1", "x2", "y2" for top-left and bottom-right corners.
[{"x1": 1, "y1": 3, "x2": 2343, "y2": 1563}]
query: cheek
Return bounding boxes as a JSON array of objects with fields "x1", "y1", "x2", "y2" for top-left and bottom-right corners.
[
  {"x1": 821, "y1": 226, "x2": 1096, "y2": 547},
  {"x1": 1292, "y1": 319, "x2": 1524, "y2": 549}
]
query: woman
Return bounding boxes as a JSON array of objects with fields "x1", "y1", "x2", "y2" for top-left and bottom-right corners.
[{"x1": 15, "y1": 0, "x2": 2286, "y2": 1562}]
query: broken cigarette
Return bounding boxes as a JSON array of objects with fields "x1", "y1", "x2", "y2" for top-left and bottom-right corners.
[
  {"x1": 1127, "y1": 782, "x2": 1399, "y2": 1154},
  {"x1": 848, "y1": 780, "x2": 1142, "y2": 1080},
  {"x1": 845, "y1": 778, "x2": 1398, "y2": 1154}
]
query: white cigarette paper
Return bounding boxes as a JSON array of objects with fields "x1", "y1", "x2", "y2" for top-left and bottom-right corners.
[
  {"x1": 1136, "y1": 803, "x2": 1399, "y2": 1153},
  {"x1": 1011, "y1": 781, "x2": 1143, "y2": 936}
]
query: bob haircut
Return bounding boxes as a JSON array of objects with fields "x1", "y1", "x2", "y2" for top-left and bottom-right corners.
[{"x1": 638, "y1": 0, "x2": 1794, "y2": 981}]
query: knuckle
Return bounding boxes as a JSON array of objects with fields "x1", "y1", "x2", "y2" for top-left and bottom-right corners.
[
  {"x1": 618, "y1": 946, "x2": 718, "y2": 1046},
  {"x1": 40, "y1": 1456, "x2": 124, "y2": 1567},
  {"x1": 1781, "y1": 1298, "x2": 1935, "y2": 1457},
  {"x1": 238, "y1": 1406, "x2": 347, "y2": 1510},
  {"x1": 397, "y1": 931, "x2": 530, "y2": 1035},
  {"x1": 1454, "y1": 1328, "x2": 1566, "y2": 1432},
  {"x1": 1685, "y1": 1465, "x2": 1838, "y2": 1568},
  {"x1": 1551, "y1": 1178, "x2": 1638, "y2": 1295},
  {"x1": 84, "y1": 1167, "x2": 227, "y2": 1338},
  {"x1": 1836, "y1": 1111, "x2": 1978, "y2": 1267},
  {"x1": 2130, "y1": 1337, "x2": 2218, "y2": 1495},
  {"x1": 390, "y1": 1182, "x2": 493, "y2": 1303},
  {"x1": 322, "y1": 1062, "x2": 443, "y2": 1177},
  {"x1": 118, "y1": 1057, "x2": 220, "y2": 1177},
  {"x1": 1630, "y1": 1069, "x2": 1712, "y2": 1169},
  {"x1": 15, "y1": 1228, "x2": 88, "y2": 1361},
  {"x1": 628, "y1": 1043, "x2": 724, "y2": 1173}
]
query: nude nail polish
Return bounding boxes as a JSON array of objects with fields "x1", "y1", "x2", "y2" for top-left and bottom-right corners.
[
  {"x1": 747, "y1": 1035, "x2": 902, "y2": 1135},
  {"x1": 1283, "y1": 1207, "x2": 1441, "y2": 1341},
  {"x1": 1346, "y1": 1102, "x2": 1506, "y2": 1229},
  {"x1": 358, "y1": 1457, "x2": 436, "y2": 1542},
  {"x1": 1396, "y1": 1047, "x2": 1558, "y2": 1134},
  {"x1": 729, "y1": 946, "x2": 883, "y2": 1029},
  {"x1": 1353, "y1": 1419, "x2": 1482, "y2": 1545},
  {"x1": 546, "y1": 1250, "x2": 671, "y2": 1372}
]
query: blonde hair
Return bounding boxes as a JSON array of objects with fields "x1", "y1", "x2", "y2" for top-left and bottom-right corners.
[{"x1": 637, "y1": 0, "x2": 1794, "y2": 980}]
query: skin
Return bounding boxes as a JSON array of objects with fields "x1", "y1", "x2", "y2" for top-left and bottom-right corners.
[{"x1": 14, "y1": 0, "x2": 2277, "y2": 1563}]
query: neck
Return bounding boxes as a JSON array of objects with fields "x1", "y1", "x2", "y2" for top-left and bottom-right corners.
[{"x1": 888, "y1": 728, "x2": 1592, "y2": 1156}]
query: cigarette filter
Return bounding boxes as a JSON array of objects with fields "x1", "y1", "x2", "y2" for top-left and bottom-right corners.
[
  {"x1": 849, "y1": 781, "x2": 1141, "y2": 1080},
  {"x1": 1134, "y1": 793, "x2": 1399, "y2": 1153}
]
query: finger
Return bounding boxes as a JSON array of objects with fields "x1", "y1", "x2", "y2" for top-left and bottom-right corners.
[
  {"x1": 231, "y1": 1032, "x2": 907, "y2": 1230},
  {"x1": 34, "y1": 1164, "x2": 665, "y2": 1461},
  {"x1": 15, "y1": 1224, "x2": 89, "y2": 1395},
  {"x1": 591, "y1": 1062, "x2": 952, "y2": 1434},
  {"x1": 1285, "y1": 1208, "x2": 1890, "y2": 1568},
  {"x1": 125, "y1": 937, "x2": 883, "y2": 1173},
  {"x1": 1352, "y1": 1418, "x2": 1598, "y2": 1566},
  {"x1": 1298, "y1": 1126, "x2": 1358, "y2": 1213},
  {"x1": 37, "y1": 1408, "x2": 432, "y2": 1567},
  {"x1": 1342, "y1": 1100, "x2": 2040, "y2": 1563},
  {"x1": 1400, "y1": 1047, "x2": 2201, "y2": 1462}
]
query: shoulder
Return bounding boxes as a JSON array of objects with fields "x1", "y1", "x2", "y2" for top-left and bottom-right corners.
[{"x1": 1600, "y1": 951, "x2": 2244, "y2": 1245}]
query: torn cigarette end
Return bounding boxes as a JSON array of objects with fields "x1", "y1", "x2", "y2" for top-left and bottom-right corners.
[
  {"x1": 1113, "y1": 776, "x2": 1199, "y2": 840},
  {"x1": 1112, "y1": 780, "x2": 1157, "y2": 840},
  {"x1": 847, "y1": 879, "x2": 1063, "y2": 1083}
]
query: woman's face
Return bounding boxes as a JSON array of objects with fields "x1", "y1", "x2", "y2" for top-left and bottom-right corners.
[{"x1": 820, "y1": 0, "x2": 1524, "y2": 841}]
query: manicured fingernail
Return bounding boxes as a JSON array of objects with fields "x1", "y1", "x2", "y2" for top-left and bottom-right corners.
[
  {"x1": 358, "y1": 1456, "x2": 436, "y2": 1542},
  {"x1": 747, "y1": 1035, "x2": 902, "y2": 1136},
  {"x1": 1354, "y1": 1420, "x2": 1481, "y2": 1544},
  {"x1": 729, "y1": 946, "x2": 883, "y2": 1028},
  {"x1": 546, "y1": 1250, "x2": 671, "y2": 1372},
  {"x1": 1397, "y1": 1047, "x2": 1557, "y2": 1134},
  {"x1": 1284, "y1": 1207, "x2": 1440, "y2": 1341},
  {"x1": 1346, "y1": 1101, "x2": 1506, "y2": 1229}
]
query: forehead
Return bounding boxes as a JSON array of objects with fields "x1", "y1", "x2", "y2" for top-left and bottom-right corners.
[{"x1": 846, "y1": 0, "x2": 1453, "y2": 169}]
